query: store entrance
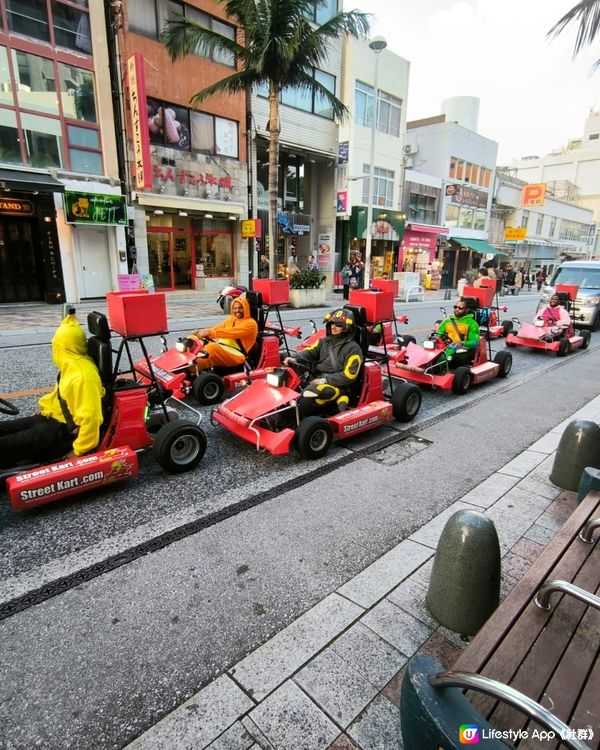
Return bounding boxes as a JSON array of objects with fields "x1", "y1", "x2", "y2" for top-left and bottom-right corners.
[{"x1": 0, "y1": 217, "x2": 44, "y2": 303}]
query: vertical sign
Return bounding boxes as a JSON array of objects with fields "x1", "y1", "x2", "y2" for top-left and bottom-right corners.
[
  {"x1": 317, "y1": 232, "x2": 333, "y2": 270},
  {"x1": 127, "y1": 53, "x2": 152, "y2": 190}
]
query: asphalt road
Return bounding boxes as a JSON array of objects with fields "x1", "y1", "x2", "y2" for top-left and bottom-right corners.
[{"x1": 1, "y1": 294, "x2": 598, "y2": 749}]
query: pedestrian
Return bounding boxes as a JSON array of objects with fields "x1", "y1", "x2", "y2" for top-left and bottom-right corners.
[
  {"x1": 258, "y1": 254, "x2": 269, "y2": 279},
  {"x1": 535, "y1": 269, "x2": 546, "y2": 291},
  {"x1": 0, "y1": 311, "x2": 104, "y2": 468},
  {"x1": 307, "y1": 255, "x2": 318, "y2": 271},
  {"x1": 341, "y1": 261, "x2": 352, "y2": 300},
  {"x1": 526, "y1": 273, "x2": 533, "y2": 291},
  {"x1": 504, "y1": 265, "x2": 516, "y2": 295},
  {"x1": 473, "y1": 267, "x2": 489, "y2": 288},
  {"x1": 351, "y1": 253, "x2": 364, "y2": 289},
  {"x1": 514, "y1": 268, "x2": 523, "y2": 295}
]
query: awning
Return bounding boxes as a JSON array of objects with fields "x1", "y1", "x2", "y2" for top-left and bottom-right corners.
[
  {"x1": 450, "y1": 237, "x2": 505, "y2": 256},
  {"x1": 137, "y1": 192, "x2": 245, "y2": 215},
  {"x1": 406, "y1": 223, "x2": 449, "y2": 235},
  {"x1": 0, "y1": 168, "x2": 65, "y2": 193}
]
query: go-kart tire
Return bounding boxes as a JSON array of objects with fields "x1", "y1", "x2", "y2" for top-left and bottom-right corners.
[
  {"x1": 580, "y1": 330, "x2": 591, "y2": 349},
  {"x1": 493, "y1": 350, "x2": 512, "y2": 378},
  {"x1": 557, "y1": 337, "x2": 569, "y2": 357},
  {"x1": 452, "y1": 366, "x2": 471, "y2": 395},
  {"x1": 294, "y1": 417, "x2": 333, "y2": 460},
  {"x1": 501, "y1": 320, "x2": 513, "y2": 337},
  {"x1": 0, "y1": 397, "x2": 19, "y2": 416},
  {"x1": 192, "y1": 372, "x2": 225, "y2": 405},
  {"x1": 391, "y1": 382, "x2": 421, "y2": 422},
  {"x1": 153, "y1": 420, "x2": 207, "y2": 473}
]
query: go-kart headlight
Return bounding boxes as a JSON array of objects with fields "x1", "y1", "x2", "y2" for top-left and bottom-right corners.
[
  {"x1": 535, "y1": 318, "x2": 544, "y2": 327},
  {"x1": 176, "y1": 338, "x2": 191, "y2": 353},
  {"x1": 266, "y1": 368, "x2": 286, "y2": 387},
  {"x1": 423, "y1": 340, "x2": 435, "y2": 350}
]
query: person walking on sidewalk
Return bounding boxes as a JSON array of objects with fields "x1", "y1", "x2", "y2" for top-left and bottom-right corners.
[
  {"x1": 341, "y1": 262, "x2": 352, "y2": 300},
  {"x1": 0, "y1": 311, "x2": 104, "y2": 468}
]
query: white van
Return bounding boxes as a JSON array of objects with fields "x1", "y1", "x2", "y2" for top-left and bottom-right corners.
[{"x1": 538, "y1": 260, "x2": 600, "y2": 330}]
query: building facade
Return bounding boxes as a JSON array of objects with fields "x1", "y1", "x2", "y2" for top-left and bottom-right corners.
[{"x1": 0, "y1": 0, "x2": 124, "y2": 304}]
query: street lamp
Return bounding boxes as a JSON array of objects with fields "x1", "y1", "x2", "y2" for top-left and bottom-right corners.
[{"x1": 364, "y1": 35, "x2": 387, "y2": 289}]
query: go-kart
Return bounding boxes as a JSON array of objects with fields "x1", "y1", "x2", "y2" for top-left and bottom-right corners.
[
  {"x1": 462, "y1": 281, "x2": 512, "y2": 339},
  {"x1": 386, "y1": 305, "x2": 512, "y2": 394},
  {"x1": 135, "y1": 291, "x2": 301, "y2": 405},
  {"x1": 1, "y1": 306, "x2": 207, "y2": 511},
  {"x1": 505, "y1": 285, "x2": 591, "y2": 356},
  {"x1": 211, "y1": 305, "x2": 422, "y2": 459}
]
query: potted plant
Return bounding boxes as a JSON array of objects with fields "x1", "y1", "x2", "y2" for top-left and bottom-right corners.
[{"x1": 288, "y1": 268, "x2": 327, "y2": 308}]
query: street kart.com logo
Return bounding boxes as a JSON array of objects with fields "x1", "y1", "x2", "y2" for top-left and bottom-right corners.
[{"x1": 459, "y1": 724, "x2": 480, "y2": 744}]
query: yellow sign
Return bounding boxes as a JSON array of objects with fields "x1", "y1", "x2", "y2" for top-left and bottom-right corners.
[
  {"x1": 521, "y1": 183, "x2": 546, "y2": 207},
  {"x1": 504, "y1": 227, "x2": 527, "y2": 241},
  {"x1": 241, "y1": 218, "x2": 261, "y2": 238}
]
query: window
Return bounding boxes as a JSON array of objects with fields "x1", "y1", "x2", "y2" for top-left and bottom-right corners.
[
  {"x1": 128, "y1": 0, "x2": 157, "y2": 36},
  {"x1": 13, "y1": 51, "x2": 59, "y2": 116},
  {"x1": 22, "y1": 112, "x2": 63, "y2": 168},
  {"x1": 147, "y1": 99, "x2": 190, "y2": 149},
  {"x1": 355, "y1": 81, "x2": 373, "y2": 128},
  {"x1": 536, "y1": 214, "x2": 543, "y2": 234},
  {"x1": 67, "y1": 124, "x2": 102, "y2": 175},
  {"x1": 313, "y1": 70, "x2": 335, "y2": 119},
  {"x1": 408, "y1": 192, "x2": 436, "y2": 224},
  {"x1": 521, "y1": 210, "x2": 529, "y2": 229},
  {"x1": 53, "y1": 2, "x2": 92, "y2": 54},
  {"x1": 309, "y1": 0, "x2": 337, "y2": 24},
  {"x1": 362, "y1": 165, "x2": 394, "y2": 208},
  {"x1": 445, "y1": 204, "x2": 458, "y2": 227},
  {"x1": 559, "y1": 220, "x2": 589, "y2": 241},
  {"x1": 0, "y1": 108, "x2": 21, "y2": 164},
  {"x1": 473, "y1": 210, "x2": 486, "y2": 231},
  {"x1": 59, "y1": 63, "x2": 97, "y2": 123},
  {"x1": 377, "y1": 91, "x2": 401, "y2": 137},
  {"x1": 459, "y1": 206, "x2": 474, "y2": 229},
  {"x1": 0, "y1": 47, "x2": 14, "y2": 108},
  {"x1": 549, "y1": 217, "x2": 556, "y2": 237},
  {"x1": 589, "y1": 133, "x2": 599, "y2": 141},
  {"x1": 278, "y1": 69, "x2": 335, "y2": 119},
  {"x1": 449, "y1": 157, "x2": 457, "y2": 179},
  {"x1": 6, "y1": 0, "x2": 49, "y2": 42}
]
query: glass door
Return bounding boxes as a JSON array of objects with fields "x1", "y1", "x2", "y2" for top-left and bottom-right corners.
[
  {"x1": 147, "y1": 230, "x2": 172, "y2": 290},
  {"x1": 173, "y1": 232, "x2": 192, "y2": 289},
  {"x1": 0, "y1": 218, "x2": 44, "y2": 302}
]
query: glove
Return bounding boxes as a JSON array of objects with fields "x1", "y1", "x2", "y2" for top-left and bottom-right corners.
[{"x1": 444, "y1": 343, "x2": 459, "y2": 358}]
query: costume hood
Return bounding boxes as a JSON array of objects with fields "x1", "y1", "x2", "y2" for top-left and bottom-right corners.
[
  {"x1": 51, "y1": 313, "x2": 89, "y2": 370},
  {"x1": 231, "y1": 296, "x2": 251, "y2": 319}
]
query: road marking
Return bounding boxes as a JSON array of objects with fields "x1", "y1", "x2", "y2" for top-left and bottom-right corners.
[{"x1": 0, "y1": 387, "x2": 52, "y2": 399}]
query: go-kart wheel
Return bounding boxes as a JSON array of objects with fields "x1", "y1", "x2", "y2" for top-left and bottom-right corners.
[
  {"x1": 0, "y1": 397, "x2": 19, "y2": 416},
  {"x1": 451, "y1": 366, "x2": 471, "y2": 395},
  {"x1": 501, "y1": 320, "x2": 513, "y2": 337},
  {"x1": 153, "y1": 420, "x2": 207, "y2": 473},
  {"x1": 580, "y1": 330, "x2": 591, "y2": 350},
  {"x1": 192, "y1": 372, "x2": 225, "y2": 405},
  {"x1": 493, "y1": 350, "x2": 513, "y2": 378},
  {"x1": 294, "y1": 417, "x2": 333, "y2": 460},
  {"x1": 557, "y1": 337, "x2": 569, "y2": 357},
  {"x1": 391, "y1": 382, "x2": 421, "y2": 422}
]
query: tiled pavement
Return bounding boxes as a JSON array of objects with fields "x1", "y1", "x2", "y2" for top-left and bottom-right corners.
[{"x1": 124, "y1": 399, "x2": 600, "y2": 750}]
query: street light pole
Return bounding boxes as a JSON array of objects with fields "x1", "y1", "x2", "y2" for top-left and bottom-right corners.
[{"x1": 364, "y1": 36, "x2": 387, "y2": 289}]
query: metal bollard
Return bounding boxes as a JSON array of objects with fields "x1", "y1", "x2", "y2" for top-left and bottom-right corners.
[
  {"x1": 550, "y1": 420, "x2": 600, "y2": 492},
  {"x1": 426, "y1": 509, "x2": 500, "y2": 636},
  {"x1": 577, "y1": 466, "x2": 600, "y2": 503}
]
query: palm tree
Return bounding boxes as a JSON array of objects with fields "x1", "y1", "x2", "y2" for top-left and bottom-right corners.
[
  {"x1": 162, "y1": 0, "x2": 370, "y2": 279},
  {"x1": 548, "y1": 0, "x2": 600, "y2": 69}
]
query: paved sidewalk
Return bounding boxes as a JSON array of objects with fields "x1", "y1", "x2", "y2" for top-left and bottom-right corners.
[{"x1": 124, "y1": 398, "x2": 600, "y2": 750}]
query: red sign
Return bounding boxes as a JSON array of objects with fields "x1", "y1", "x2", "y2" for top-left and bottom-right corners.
[{"x1": 127, "y1": 54, "x2": 152, "y2": 189}]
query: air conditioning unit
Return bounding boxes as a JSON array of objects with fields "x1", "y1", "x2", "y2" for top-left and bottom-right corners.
[
  {"x1": 403, "y1": 144, "x2": 417, "y2": 155},
  {"x1": 404, "y1": 157, "x2": 414, "y2": 169}
]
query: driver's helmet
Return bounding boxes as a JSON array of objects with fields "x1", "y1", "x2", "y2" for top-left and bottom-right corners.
[{"x1": 324, "y1": 308, "x2": 355, "y2": 332}]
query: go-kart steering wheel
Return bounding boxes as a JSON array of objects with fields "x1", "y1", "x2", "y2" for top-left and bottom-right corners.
[{"x1": 0, "y1": 397, "x2": 19, "y2": 416}]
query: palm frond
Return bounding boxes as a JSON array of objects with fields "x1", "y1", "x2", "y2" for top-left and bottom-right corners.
[
  {"x1": 547, "y1": 0, "x2": 600, "y2": 64},
  {"x1": 161, "y1": 15, "x2": 244, "y2": 62}
]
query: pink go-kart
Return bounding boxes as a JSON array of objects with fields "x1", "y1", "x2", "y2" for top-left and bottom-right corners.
[
  {"x1": 135, "y1": 291, "x2": 301, "y2": 405},
  {"x1": 505, "y1": 285, "x2": 591, "y2": 356},
  {"x1": 211, "y1": 304, "x2": 421, "y2": 460}
]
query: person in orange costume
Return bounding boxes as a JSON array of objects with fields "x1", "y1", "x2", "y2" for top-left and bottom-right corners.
[{"x1": 192, "y1": 296, "x2": 258, "y2": 371}]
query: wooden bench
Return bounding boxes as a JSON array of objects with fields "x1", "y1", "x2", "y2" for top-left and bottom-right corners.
[{"x1": 401, "y1": 491, "x2": 600, "y2": 749}]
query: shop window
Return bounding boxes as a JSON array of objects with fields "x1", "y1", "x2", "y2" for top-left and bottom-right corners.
[
  {"x1": 53, "y1": 2, "x2": 92, "y2": 54},
  {"x1": 459, "y1": 207, "x2": 474, "y2": 229},
  {"x1": 6, "y1": 0, "x2": 50, "y2": 42},
  {"x1": 445, "y1": 204, "x2": 458, "y2": 227},
  {"x1": 473, "y1": 209, "x2": 486, "y2": 231},
  {"x1": 190, "y1": 111, "x2": 214, "y2": 152},
  {"x1": 21, "y1": 112, "x2": 64, "y2": 168},
  {"x1": 147, "y1": 99, "x2": 190, "y2": 149},
  {"x1": 0, "y1": 108, "x2": 21, "y2": 164},
  {"x1": 12, "y1": 51, "x2": 59, "y2": 116},
  {"x1": 59, "y1": 63, "x2": 97, "y2": 123}
]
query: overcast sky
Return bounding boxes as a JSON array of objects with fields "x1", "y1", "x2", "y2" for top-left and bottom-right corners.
[{"x1": 345, "y1": 0, "x2": 600, "y2": 163}]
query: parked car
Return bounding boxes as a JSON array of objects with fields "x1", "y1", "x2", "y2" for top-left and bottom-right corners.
[{"x1": 538, "y1": 260, "x2": 600, "y2": 330}]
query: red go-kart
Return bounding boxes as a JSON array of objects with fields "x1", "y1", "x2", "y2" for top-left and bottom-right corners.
[
  {"x1": 135, "y1": 290, "x2": 301, "y2": 405},
  {"x1": 1, "y1": 303, "x2": 206, "y2": 511},
  {"x1": 386, "y1": 302, "x2": 512, "y2": 395},
  {"x1": 211, "y1": 305, "x2": 422, "y2": 459},
  {"x1": 462, "y1": 281, "x2": 512, "y2": 339}
]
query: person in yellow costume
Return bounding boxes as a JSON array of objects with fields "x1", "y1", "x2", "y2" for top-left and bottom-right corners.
[
  {"x1": 192, "y1": 296, "x2": 258, "y2": 370},
  {"x1": 0, "y1": 311, "x2": 104, "y2": 468}
]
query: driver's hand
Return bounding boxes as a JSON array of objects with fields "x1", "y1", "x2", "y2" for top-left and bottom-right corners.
[
  {"x1": 311, "y1": 377, "x2": 326, "y2": 385},
  {"x1": 193, "y1": 329, "x2": 210, "y2": 338},
  {"x1": 283, "y1": 356, "x2": 296, "y2": 366}
]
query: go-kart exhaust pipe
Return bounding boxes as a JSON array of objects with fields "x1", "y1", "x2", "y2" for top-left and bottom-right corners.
[{"x1": 7, "y1": 446, "x2": 139, "y2": 510}]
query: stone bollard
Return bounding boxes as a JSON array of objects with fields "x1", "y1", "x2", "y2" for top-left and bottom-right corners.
[
  {"x1": 577, "y1": 467, "x2": 600, "y2": 503},
  {"x1": 550, "y1": 420, "x2": 600, "y2": 492},
  {"x1": 426, "y1": 509, "x2": 500, "y2": 636}
]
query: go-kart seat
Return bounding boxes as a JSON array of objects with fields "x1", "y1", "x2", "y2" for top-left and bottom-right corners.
[
  {"x1": 212, "y1": 290, "x2": 265, "y2": 375},
  {"x1": 87, "y1": 311, "x2": 112, "y2": 385}
]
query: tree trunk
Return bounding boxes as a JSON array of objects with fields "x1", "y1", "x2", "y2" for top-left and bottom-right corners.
[{"x1": 267, "y1": 85, "x2": 280, "y2": 280}]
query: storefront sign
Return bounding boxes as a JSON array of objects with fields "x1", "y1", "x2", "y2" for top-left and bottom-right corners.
[
  {"x1": 447, "y1": 184, "x2": 488, "y2": 209},
  {"x1": 504, "y1": 227, "x2": 527, "y2": 241},
  {"x1": 336, "y1": 191, "x2": 347, "y2": 213},
  {"x1": 64, "y1": 191, "x2": 127, "y2": 225},
  {"x1": 127, "y1": 53, "x2": 152, "y2": 190},
  {"x1": 0, "y1": 198, "x2": 35, "y2": 216},
  {"x1": 151, "y1": 163, "x2": 232, "y2": 194},
  {"x1": 317, "y1": 232, "x2": 333, "y2": 270},
  {"x1": 338, "y1": 142, "x2": 349, "y2": 164},
  {"x1": 521, "y1": 183, "x2": 546, "y2": 207},
  {"x1": 241, "y1": 218, "x2": 262, "y2": 238}
]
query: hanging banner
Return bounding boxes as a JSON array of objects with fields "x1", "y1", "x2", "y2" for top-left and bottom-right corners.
[
  {"x1": 127, "y1": 53, "x2": 153, "y2": 190},
  {"x1": 317, "y1": 232, "x2": 333, "y2": 270}
]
